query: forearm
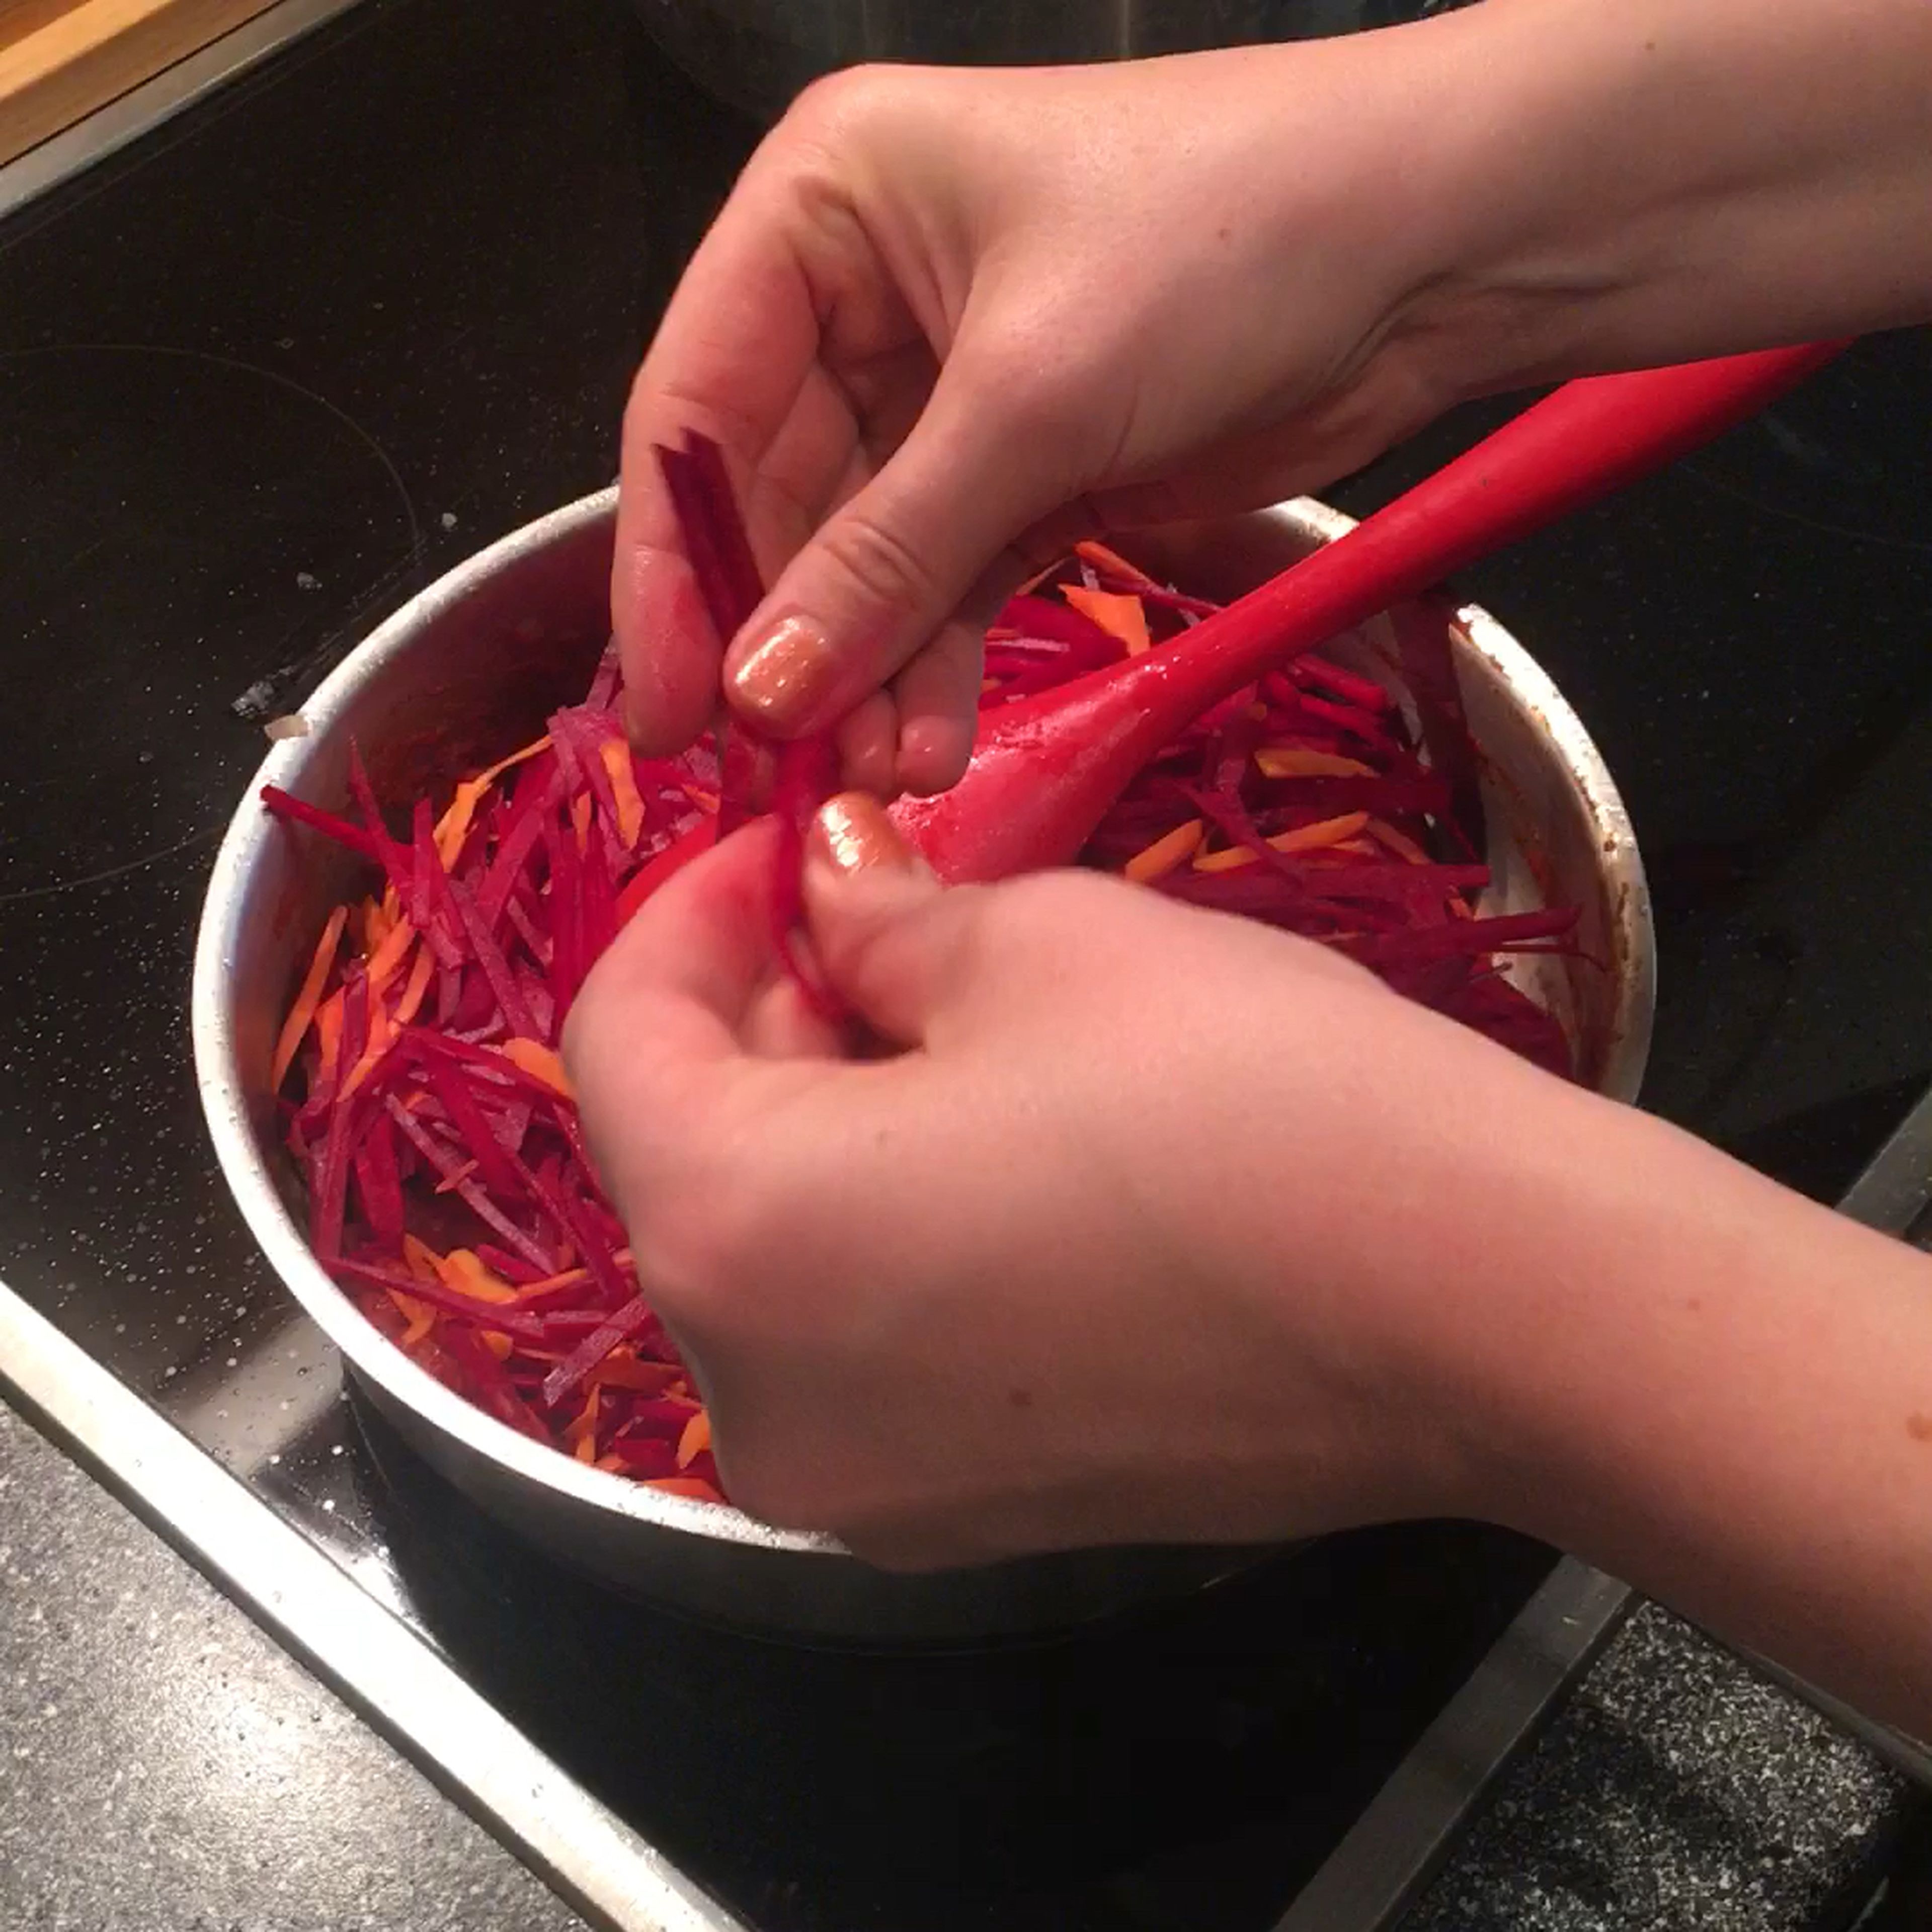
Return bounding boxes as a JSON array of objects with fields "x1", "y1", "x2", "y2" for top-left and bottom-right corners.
[
  {"x1": 1447, "y1": 1099, "x2": 1932, "y2": 1737},
  {"x1": 1404, "y1": 0, "x2": 1932, "y2": 391}
]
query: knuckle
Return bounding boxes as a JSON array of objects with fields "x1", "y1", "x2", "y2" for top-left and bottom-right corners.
[
  {"x1": 819, "y1": 502, "x2": 950, "y2": 619},
  {"x1": 785, "y1": 64, "x2": 889, "y2": 137}
]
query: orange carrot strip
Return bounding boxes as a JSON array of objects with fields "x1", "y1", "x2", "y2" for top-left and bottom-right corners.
[
  {"x1": 511, "y1": 1264, "x2": 591, "y2": 1301},
  {"x1": 481, "y1": 1330, "x2": 514, "y2": 1361},
  {"x1": 645, "y1": 1477, "x2": 725, "y2": 1503},
  {"x1": 1062, "y1": 583, "x2": 1151, "y2": 656},
  {"x1": 271, "y1": 905, "x2": 348, "y2": 1092},
  {"x1": 434, "y1": 778, "x2": 490, "y2": 870},
  {"x1": 393, "y1": 943, "x2": 436, "y2": 1028},
  {"x1": 1193, "y1": 812, "x2": 1372, "y2": 874},
  {"x1": 565, "y1": 1385, "x2": 601, "y2": 1452},
  {"x1": 1012, "y1": 555, "x2": 1060, "y2": 598},
  {"x1": 1124, "y1": 818, "x2": 1204, "y2": 884},
  {"x1": 433, "y1": 1158, "x2": 481, "y2": 1196},
  {"x1": 598, "y1": 739, "x2": 648, "y2": 850},
  {"x1": 589, "y1": 1353, "x2": 683, "y2": 1395},
  {"x1": 434, "y1": 1248, "x2": 519, "y2": 1305},
  {"x1": 594, "y1": 1452, "x2": 627, "y2": 1474},
  {"x1": 401, "y1": 1233, "x2": 443, "y2": 1279},
  {"x1": 1074, "y1": 538, "x2": 1154, "y2": 585},
  {"x1": 313, "y1": 986, "x2": 347, "y2": 1087},
  {"x1": 365, "y1": 917, "x2": 417, "y2": 997},
  {"x1": 473, "y1": 733, "x2": 551, "y2": 790},
  {"x1": 385, "y1": 1288, "x2": 436, "y2": 1349},
  {"x1": 675, "y1": 1409, "x2": 712, "y2": 1470},
  {"x1": 1254, "y1": 745, "x2": 1375, "y2": 779},
  {"x1": 1365, "y1": 817, "x2": 1432, "y2": 865},
  {"x1": 571, "y1": 790, "x2": 593, "y2": 852},
  {"x1": 339, "y1": 1000, "x2": 394, "y2": 1100},
  {"x1": 497, "y1": 1036, "x2": 574, "y2": 1099}
]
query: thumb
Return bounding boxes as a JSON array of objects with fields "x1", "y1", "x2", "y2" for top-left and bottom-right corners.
[
  {"x1": 802, "y1": 793, "x2": 983, "y2": 1047},
  {"x1": 720, "y1": 350, "x2": 1067, "y2": 742}
]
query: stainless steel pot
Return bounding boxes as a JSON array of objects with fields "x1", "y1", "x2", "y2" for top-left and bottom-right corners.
[
  {"x1": 192, "y1": 486, "x2": 1652, "y2": 1645},
  {"x1": 629, "y1": 0, "x2": 1424, "y2": 125}
]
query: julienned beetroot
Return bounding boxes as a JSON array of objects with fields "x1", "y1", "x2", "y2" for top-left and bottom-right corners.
[{"x1": 264, "y1": 439, "x2": 1579, "y2": 1497}]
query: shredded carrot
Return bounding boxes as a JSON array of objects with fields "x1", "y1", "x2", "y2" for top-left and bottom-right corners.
[
  {"x1": 1073, "y1": 537, "x2": 1153, "y2": 585},
  {"x1": 314, "y1": 986, "x2": 347, "y2": 1087},
  {"x1": 434, "y1": 778, "x2": 490, "y2": 870},
  {"x1": 565, "y1": 1384, "x2": 601, "y2": 1453},
  {"x1": 393, "y1": 943, "x2": 436, "y2": 1028},
  {"x1": 1365, "y1": 817, "x2": 1432, "y2": 865},
  {"x1": 1012, "y1": 555, "x2": 1061, "y2": 598},
  {"x1": 385, "y1": 1288, "x2": 436, "y2": 1349},
  {"x1": 339, "y1": 1000, "x2": 393, "y2": 1100},
  {"x1": 675, "y1": 1409, "x2": 712, "y2": 1470},
  {"x1": 362, "y1": 895, "x2": 391, "y2": 951},
  {"x1": 480, "y1": 1330, "x2": 513, "y2": 1361},
  {"x1": 598, "y1": 739, "x2": 647, "y2": 850},
  {"x1": 1193, "y1": 812, "x2": 1372, "y2": 873},
  {"x1": 497, "y1": 1036, "x2": 574, "y2": 1099},
  {"x1": 433, "y1": 1158, "x2": 481, "y2": 1196},
  {"x1": 401, "y1": 1233, "x2": 443, "y2": 1282},
  {"x1": 271, "y1": 905, "x2": 348, "y2": 1092},
  {"x1": 511, "y1": 1264, "x2": 591, "y2": 1302},
  {"x1": 1124, "y1": 818, "x2": 1204, "y2": 883},
  {"x1": 434, "y1": 1248, "x2": 518, "y2": 1305},
  {"x1": 645, "y1": 1477, "x2": 725, "y2": 1503},
  {"x1": 1062, "y1": 584, "x2": 1152, "y2": 656},
  {"x1": 588, "y1": 1352, "x2": 683, "y2": 1395},
  {"x1": 1254, "y1": 745, "x2": 1375, "y2": 779},
  {"x1": 473, "y1": 733, "x2": 551, "y2": 790},
  {"x1": 571, "y1": 790, "x2": 593, "y2": 852},
  {"x1": 593, "y1": 1452, "x2": 627, "y2": 1474}
]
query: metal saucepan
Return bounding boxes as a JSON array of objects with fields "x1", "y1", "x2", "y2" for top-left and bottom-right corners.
[{"x1": 191, "y1": 486, "x2": 1652, "y2": 1645}]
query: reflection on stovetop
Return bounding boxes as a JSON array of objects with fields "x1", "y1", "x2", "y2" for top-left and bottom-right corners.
[
  {"x1": 344, "y1": 1389, "x2": 1551, "y2": 1932},
  {"x1": 2, "y1": 0, "x2": 1930, "y2": 1925}
]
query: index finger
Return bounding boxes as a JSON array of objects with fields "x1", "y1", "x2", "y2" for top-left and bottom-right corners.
[{"x1": 613, "y1": 165, "x2": 836, "y2": 756}]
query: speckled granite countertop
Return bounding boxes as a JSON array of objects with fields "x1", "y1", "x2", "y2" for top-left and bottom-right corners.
[
  {"x1": 1405, "y1": 1604, "x2": 1914, "y2": 1930},
  {"x1": 4, "y1": 1383, "x2": 1920, "y2": 1931},
  {"x1": 0, "y1": 1397, "x2": 582, "y2": 1932}
]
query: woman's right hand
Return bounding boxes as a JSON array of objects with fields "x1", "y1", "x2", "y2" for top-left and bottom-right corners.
[{"x1": 612, "y1": 30, "x2": 1506, "y2": 796}]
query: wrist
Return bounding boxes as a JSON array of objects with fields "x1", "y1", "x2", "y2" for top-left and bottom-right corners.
[{"x1": 1381, "y1": 0, "x2": 1932, "y2": 400}]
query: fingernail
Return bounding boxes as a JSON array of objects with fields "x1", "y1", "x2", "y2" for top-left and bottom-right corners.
[
  {"x1": 811, "y1": 792, "x2": 915, "y2": 877},
  {"x1": 727, "y1": 614, "x2": 837, "y2": 729}
]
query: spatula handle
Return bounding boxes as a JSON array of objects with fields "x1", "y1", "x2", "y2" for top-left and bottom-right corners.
[{"x1": 1183, "y1": 341, "x2": 1851, "y2": 696}]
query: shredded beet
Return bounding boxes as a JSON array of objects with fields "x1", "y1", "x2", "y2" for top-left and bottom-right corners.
[{"x1": 264, "y1": 455, "x2": 1580, "y2": 1496}]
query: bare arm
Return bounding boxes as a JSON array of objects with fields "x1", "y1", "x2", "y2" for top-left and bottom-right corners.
[
  {"x1": 615, "y1": 0, "x2": 1932, "y2": 778},
  {"x1": 570, "y1": 809, "x2": 1932, "y2": 1741},
  {"x1": 1421, "y1": 0, "x2": 1932, "y2": 391}
]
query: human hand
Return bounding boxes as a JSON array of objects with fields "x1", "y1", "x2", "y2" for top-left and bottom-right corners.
[
  {"x1": 612, "y1": 36, "x2": 1498, "y2": 799},
  {"x1": 564, "y1": 794, "x2": 1600, "y2": 1567}
]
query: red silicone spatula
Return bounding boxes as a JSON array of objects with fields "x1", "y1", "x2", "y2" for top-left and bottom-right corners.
[
  {"x1": 619, "y1": 339, "x2": 1844, "y2": 925},
  {"x1": 891, "y1": 340, "x2": 1846, "y2": 881}
]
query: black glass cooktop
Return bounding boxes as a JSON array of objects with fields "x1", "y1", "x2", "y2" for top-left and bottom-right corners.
[{"x1": 1, "y1": 2, "x2": 1928, "y2": 1927}]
